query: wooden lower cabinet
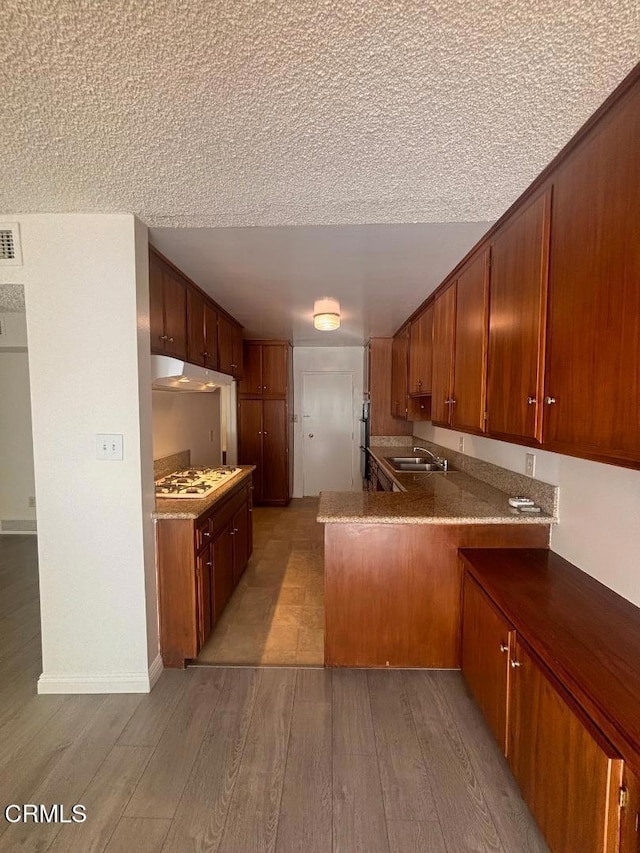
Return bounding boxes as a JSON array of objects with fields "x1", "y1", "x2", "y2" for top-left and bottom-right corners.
[
  {"x1": 508, "y1": 638, "x2": 623, "y2": 853},
  {"x1": 156, "y1": 476, "x2": 253, "y2": 667},
  {"x1": 461, "y1": 574, "x2": 513, "y2": 753}
]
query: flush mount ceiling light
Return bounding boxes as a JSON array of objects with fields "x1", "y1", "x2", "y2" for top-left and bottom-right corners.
[{"x1": 313, "y1": 298, "x2": 340, "y2": 331}]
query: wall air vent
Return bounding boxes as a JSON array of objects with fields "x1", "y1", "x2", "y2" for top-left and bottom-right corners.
[{"x1": 0, "y1": 223, "x2": 23, "y2": 266}]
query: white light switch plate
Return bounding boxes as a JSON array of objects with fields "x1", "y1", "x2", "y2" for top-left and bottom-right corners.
[
  {"x1": 525, "y1": 453, "x2": 536, "y2": 477},
  {"x1": 96, "y1": 434, "x2": 124, "y2": 461}
]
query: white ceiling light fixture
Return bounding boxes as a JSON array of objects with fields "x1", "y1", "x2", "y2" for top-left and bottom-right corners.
[{"x1": 313, "y1": 298, "x2": 340, "y2": 331}]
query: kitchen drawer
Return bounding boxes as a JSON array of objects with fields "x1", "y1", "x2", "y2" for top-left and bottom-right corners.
[{"x1": 195, "y1": 517, "x2": 213, "y2": 550}]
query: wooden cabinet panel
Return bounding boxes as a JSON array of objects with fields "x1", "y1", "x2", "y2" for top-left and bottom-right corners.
[
  {"x1": 408, "y1": 303, "x2": 433, "y2": 396},
  {"x1": 367, "y1": 339, "x2": 413, "y2": 437},
  {"x1": 390, "y1": 327, "x2": 409, "y2": 419},
  {"x1": 452, "y1": 250, "x2": 489, "y2": 433},
  {"x1": 149, "y1": 251, "x2": 165, "y2": 352},
  {"x1": 431, "y1": 283, "x2": 456, "y2": 426},
  {"x1": 262, "y1": 400, "x2": 289, "y2": 504},
  {"x1": 162, "y1": 269, "x2": 187, "y2": 358},
  {"x1": 203, "y1": 303, "x2": 218, "y2": 370},
  {"x1": 487, "y1": 189, "x2": 551, "y2": 442},
  {"x1": 195, "y1": 547, "x2": 212, "y2": 649},
  {"x1": 218, "y1": 313, "x2": 242, "y2": 378},
  {"x1": 544, "y1": 85, "x2": 640, "y2": 464},
  {"x1": 262, "y1": 344, "x2": 288, "y2": 396},
  {"x1": 621, "y1": 767, "x2": 640, "y2": 853},
  {"x1": 508, "y1": 638, "x2": 623, "y2": 853},
  {"x1": 238, "y1": 399, "x2": 263, "y2": 502},
  {"x1": 233, "y1": 501, "x2": 250, "y2": 585},
  {"x1": 239, "y1": 343, "x2": 262, "y2": 394},
  {"x1": 461, "y1": 574, "x2": 513, "y2": 754},
  {"x1": 187, "y1": 288, "x2": 205, "y2": 366},
  {"x1": 212, "y1": 521, "x2": 235, "y2": 623}
]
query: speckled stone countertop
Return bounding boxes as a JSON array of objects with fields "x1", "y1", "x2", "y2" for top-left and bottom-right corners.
[
  {"x1": 153, "y1": 466, "x2": 255, "y2": 520},
  {"x1": 317, "y1": 447, "x2": 556, "y2": 526}
]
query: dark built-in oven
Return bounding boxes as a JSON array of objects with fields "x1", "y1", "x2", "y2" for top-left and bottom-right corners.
[{"x1": 359, "y1": 400, "x2": 370, "y2": 483}]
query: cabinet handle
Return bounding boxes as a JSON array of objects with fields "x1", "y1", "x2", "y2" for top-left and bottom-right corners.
[
  {"x1": 500, "y1": 643, "x2": 508, "y2": 653},
  {"x1": 445, "y1": 398, "x2": 456, "y2": 406},
  {"x1": 544, "y1": 396, "x2": 556, "y2": 405},
  {"x1": 527, "y1": 397, "x2": 537, "y2": 405},
  {"x1": 510, "y1": 659, "x2": 522, "y2": 668},
  {"x1": 203, "y1": 532, "x2": 210, "y2": 538},
  {"x1": 160, "y1": 334, "x2": 168, "y2": 341}
]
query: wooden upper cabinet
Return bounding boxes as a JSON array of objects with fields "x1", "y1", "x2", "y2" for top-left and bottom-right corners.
[
  {"x1": 461, "y1": 574, "x2": 513, "y2": 754},
  {"x1": 390, "y1": 327, "x2": 410, "y2": 420},
  {"x1": 218, "y1": 313, "x2": 243, "y2": 378},
  {"x1": 239, "y1": 342, "x2": 289, "y2": 397},
  {"x1": 149, "y1": 249, "x2": 187, "y2": 359},
  {"x1": 508, "y1": 637, "x2": 623, "y2": 853},
  {"x1": 187, "y1": 290, "x2": 219, "y2": 370},
  {"x1": 486, "y1": 189, "x2": 551, "y2": 443},
  {"x1": 451, "y1": 250, "x2": 489, "y2": 433},
  {"x1": 367, "y1": 339, "x2": 413, "y2": 437},
  {"x1": 408, "y1": 303, "x2": 434, "y2": 396},
  {"x1": 543, "y1": 83, "x2": 640, "y2": 465},
  {"x1": 431, "y1": 282, "x2": 456, "y2": 426}
]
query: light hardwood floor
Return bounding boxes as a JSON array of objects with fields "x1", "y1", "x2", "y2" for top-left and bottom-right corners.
[{"x1": 0, "y1": 530, "x2": 549, "y2": 852}]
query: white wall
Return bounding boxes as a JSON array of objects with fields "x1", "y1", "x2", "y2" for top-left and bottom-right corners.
[
  {"x1": 293, "y1": 347, "x2": 364, "y2": 497},
  {"x1": 414, "y1": 422, "x2": 640, "y2": 608},
  {"x1": 152, "y1": 389, "x2": 222, "y2": 465},
  {"x1": 0, "y1": 311, "x2": 36, "y2": 529},
  {"x1": 0, "y1": 214, "x2": 159, "y2": 692}
]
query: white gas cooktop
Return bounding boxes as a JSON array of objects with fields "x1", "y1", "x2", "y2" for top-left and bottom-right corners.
[{"x1": 155, "y1": 467, "x2": 242, "y2": 499}]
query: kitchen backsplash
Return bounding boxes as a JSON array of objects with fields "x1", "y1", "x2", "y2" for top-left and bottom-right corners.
[{"x1": 153, "y1": 450, "x2": 191, "y2": 480}]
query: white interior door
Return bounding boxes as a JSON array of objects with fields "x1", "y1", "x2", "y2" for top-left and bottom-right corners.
[{"x1": 302, "y1": 372, "x2": 354, "y2": 495}]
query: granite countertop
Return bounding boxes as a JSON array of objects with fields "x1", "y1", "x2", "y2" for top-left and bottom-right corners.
[
  {"x1": 152, "y1": 466, "x2": 255, "y2": 520},
  {"x1": 317, "y1": 446, "x2": 556, "y2": 525}
]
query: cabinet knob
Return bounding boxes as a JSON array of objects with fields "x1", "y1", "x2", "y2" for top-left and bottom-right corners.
[
  {"x1": 263, "y1": 385, "x2": 267, "y2": 390},
  {"x1": 230, "y1": 530, "x2": 235, "y2": 536},
  {"x1": 160, "y1": 334, "x2": 168, "y2": 341},
  {"x1": 258, "y1": 431, "x2": 262, "y2": 435},
  {"x1": 231, "y1": 363, "x2": 237, "y2": 369},
  {"x1": 204, "y1": 532, "x2": 210, "y2": 538},
  {"x1": 445, "y1": 398, "x2": 456, "y2": 405},
  {"x1": 203, "y1": 351, "x2": 208, "y2": 358},
  {"x1": 206, "y1": 561, "x2": 212, "y2": 567},
  {"x1": 417, "y1": 379, "x2": 422, "y2": 388},
  {"x1": 510, "y1": 659, "x2": 522, "y2": 668},
  {"x1": 168, "y1": 336, "x2": 174, "y2": 343},
  {"x1": 527, "y1": 397, "x2": 537, "y2": 405},
  {"x1": 500, "y1": 643, "x2": 508, "y2": 653},
  {"x1": 258, "y1": 385, "x2": 262, "y2": 390},
  {"x1": 263, "y1": 431, "x2": 268, "y2": 436},
  {"x1": 544, "y1": 396, "x2": 556, "y2": 405}
]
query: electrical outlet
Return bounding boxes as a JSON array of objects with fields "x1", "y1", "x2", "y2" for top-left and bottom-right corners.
[
  {"x1": 96, "y1": 434, "x2": 124, "y2": 461},
  {"x1": 458, "y1": 435, "x2": 465, "y2": 452},
  {"x1": 28, "y1": 496, "x2": 36, "y2": 508},
  {"x1": 525, "y1": 453, "x2": 536, "y2": 477}
]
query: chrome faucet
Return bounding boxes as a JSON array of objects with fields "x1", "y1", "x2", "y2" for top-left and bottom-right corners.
[{"x1": 413, "y1": 446, "x2": 449, "y2": 471}]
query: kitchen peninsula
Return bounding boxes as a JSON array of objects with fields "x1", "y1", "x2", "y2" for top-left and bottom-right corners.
[{"x1": 318, "y1": 442, "x2": 555, "y2": 668}]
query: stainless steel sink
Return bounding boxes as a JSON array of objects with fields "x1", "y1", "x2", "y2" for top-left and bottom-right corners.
[{"x1": 387, "y1": 457, "x2": 447, "y2": 472}]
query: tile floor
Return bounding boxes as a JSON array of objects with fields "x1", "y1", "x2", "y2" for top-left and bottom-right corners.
[{"x1": 196, "y1": 497, "x2": 325, "y2": 666}]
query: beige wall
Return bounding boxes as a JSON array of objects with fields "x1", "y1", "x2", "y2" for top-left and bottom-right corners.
[
  {"x1": 413, "y1": 421, "x2": 640, "y2": 609},
  {"x1": 152, "y1": 389, "x2": 222, "y2": 467}
]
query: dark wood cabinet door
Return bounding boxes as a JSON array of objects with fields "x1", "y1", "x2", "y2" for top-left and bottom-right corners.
[
  {"x1": 620, "y1": 767, "x2": 640, "y2": 853},
  {"x1": 239, "y1": 343, "x2": 262, "y2": 394},
  {"x1": 232, "y1": 324, "x2": 244, "y2": 378},
  {"x1": 508, "y1": 638, "x2": 623, "y2": 853},
  {"x1": 487, "y1": 189, "x2": 551, "y2": 443},
  {"x1": 187, "y1": 288, "x2": 205, "y2": 366},
  {"x1": 431, "y1": 282, "x2": 456, "y2": 426},
  {"x1": 217, "y1": 313, "x2": 234, "y2": 375},
  {"x1": 162, "y1": 269, "x2": 187, "y2": 359},
  {"x1": 195, "y1": 547, "x2": 212, "y2": 649},
  {"x1": 232, "y1": 501, "x2": 250, "y2": 585},
  {"x1": 262, "y1": 344, "x2": 288, "y2": 396},
  {"x1": 238, "y1": 399, "x2": 263, "y2": 502},
  {"x1": 212, "y1": 522, "x2": 235, "y2": 623},
  {"x1": 203, "y1": 303, "x2": 218, "y2": 370},
  {"x1": 262, "y1": 400, "x2": 289, "y2": 503},
  {"x1": 408, "y1": 303, "x2": 433, "y2": 395},
  {"x1": 149, "y1": 251, "x2": 165, "y2": 353},
  {"x1": 461, "y1": 574, "x2": 513, "y2": 754},
  {"x1": 544, "y1": 85, "x2": 640, "y2": 465},
  {"x1": 390, "y1": 327, "x2": 409, "y2": 419},
  {"x1": 452, "y1": 250, "x2": 489, "y2": 433}
]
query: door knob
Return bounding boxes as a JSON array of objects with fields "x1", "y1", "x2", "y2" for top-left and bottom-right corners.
[{"x1": 308, "y1": 433, "x2": 314, "y2": 438}]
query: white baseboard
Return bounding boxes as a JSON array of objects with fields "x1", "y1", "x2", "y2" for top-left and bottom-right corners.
[
  {"x1": 38, "y1": 670, "x2": 152, "y2": 694},
  {"x1": 148, "y1": 653, "x2": 163, "y2": 688}
]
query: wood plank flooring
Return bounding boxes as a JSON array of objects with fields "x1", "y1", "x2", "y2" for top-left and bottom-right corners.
[{"x1": 0, "y1": 530, "x2": 550, "y2": 852}]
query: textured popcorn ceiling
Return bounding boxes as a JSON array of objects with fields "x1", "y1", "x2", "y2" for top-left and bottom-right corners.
[
  {"x1": 0, "y1": 285, "x2": 25, "y2": 313},
  {"x1": 1, "y1": 1, "x2": 639, "y2": 227}
]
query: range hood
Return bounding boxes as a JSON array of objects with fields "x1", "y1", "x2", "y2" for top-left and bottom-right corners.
[{"x1": 151, "y1": 355, "x2": 233, "y2": 392}]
